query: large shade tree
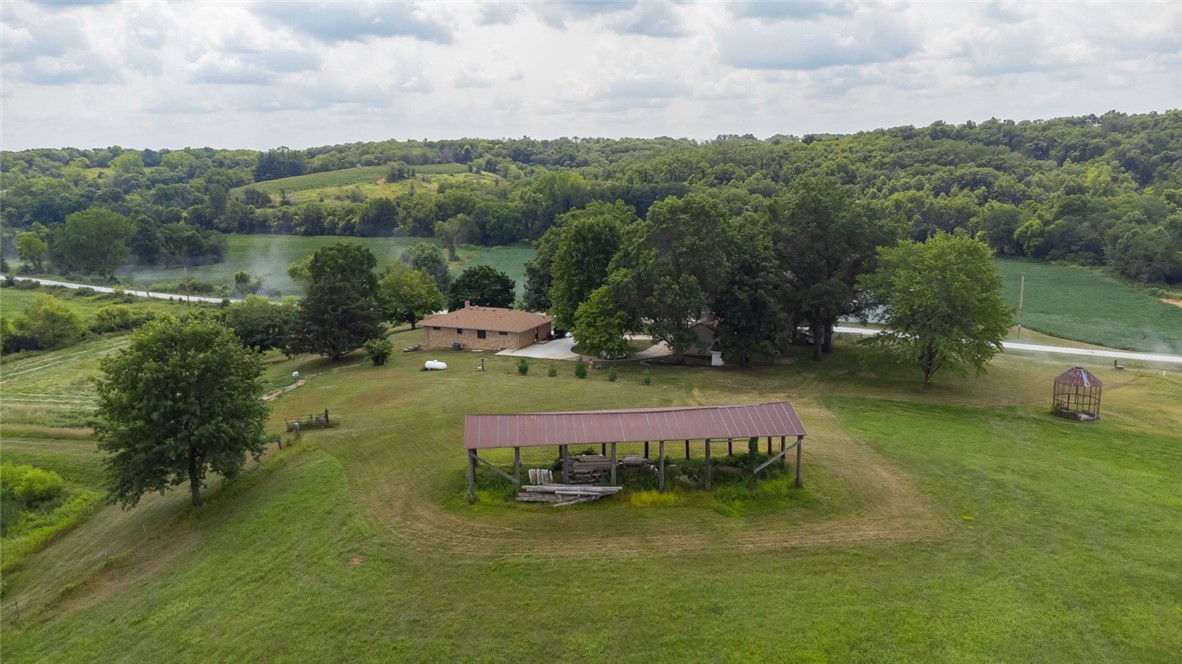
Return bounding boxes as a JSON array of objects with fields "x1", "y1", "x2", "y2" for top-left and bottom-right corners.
[
  {"x1": 95, "y1": 316, "x2": 270, "y2": 508},
  {"x1": 52, "y1": 208, "x2": 134, "y2": 276},
  {"x1": 860, "y1": 233, "x2": 1013, "y2": 387},
  {"x1": 548, "y1": 201, "x2": 632, "y2": 330},
  {"x1": 447, "y1": 265, "x2": 515, "y2": 311},
  {"x1": 766, "y1": 178, "x2": 903, "y2": 360},
  {"x1": 611, "y1": 193, "x2": 732, "y2": 362},
  {"x1": 292, "y1": 243, "x2": 382, "y2": 360},
  {"x1": 380, "y1": 263, "x2": 444, "y2": 329}
]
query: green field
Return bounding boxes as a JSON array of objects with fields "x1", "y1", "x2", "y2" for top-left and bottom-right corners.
[
  {"x1": 2, "y1": 327, "x2": 1180, "y2": 661},
  {"x1": 995, "y1": 258, "x2": 1182, "y2": 354},
  {"x1": 232, "y1": 164, "x2": 495, "y2": 204},
  {"x1": 0, "y1": 285, "x2": 209, "y2": 323},
  {"x1": 116, "y1": 235, "x2": 535, "y2": 298}
]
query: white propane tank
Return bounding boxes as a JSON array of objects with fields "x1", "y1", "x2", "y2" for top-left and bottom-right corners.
[{"x1": 424, "y1": 360, "x2": 448, "y2": 371}]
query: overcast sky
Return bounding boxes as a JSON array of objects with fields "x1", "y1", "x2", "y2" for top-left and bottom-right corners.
[{"x1": 2, "y1": 1, "x2": 1179, "y2": 151}]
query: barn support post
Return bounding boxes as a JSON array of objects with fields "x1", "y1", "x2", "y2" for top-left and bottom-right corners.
[
  {"x1": 561, "y1": 445, "x2": 570, "y2": 483},
  {"x1": 658, "y1": 441, "x2": 666, "y2": 492},
  {"x1": 705, "y1": 439, "x2": 712, "y2": 490},
  {"x1": 767, "y1": 436, "x2": 772, "y2": 455},
  {"x1": 513, "y1": 447, "x2": 521, "y2": 486},
  {"x1": 644, "y1": 441, "x2": 649, "y2": 459},
  {"x1": 467, "y1": 450, "x2": 477, "y2": 502},
  {"x1": 685, "y1": 440, "x2": 690, "y2": 460},
  {"x1": 780, "y1": 436, "x2": 786, "y2": 469},
  {"x1": 794, "y1": 435, "x2": 803, "y2": 487},
  {"x1": 728, "y1": 438, "x2": 733, "y2": 456},
  {"x1": 610, "y1": 442, "x2": 618, "y2": 485},
  {"x1": 601, "y1": 443, "x2": 606, "y2": 456}
]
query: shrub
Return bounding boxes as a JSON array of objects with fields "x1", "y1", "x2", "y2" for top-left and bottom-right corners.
[
  {"x1": 517, "y1": 357, "x2": 529, "y2": 375},
  {"x1": 364, "y1": 338, "x2": 393, "y2": 366},
  {"x1": 547, "y1": 365, "x2": 557, "y2": 377},
  {"x1": 642, "y1": 368, "x2": 652, "y2": 385},
  {"x1": 608, "y1": 365, "x2": 617, "y2": 382},
  {"x1": 0, "y1": 462, "x2": 66, "y2": 505},
  {"x1": 575, "y1": 358, "x2": 588, "y2": 379}
]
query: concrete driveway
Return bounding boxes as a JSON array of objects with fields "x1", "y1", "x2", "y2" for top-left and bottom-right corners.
[{"x1": 496, "y1": 337, "x2": 579, "y2": 360}]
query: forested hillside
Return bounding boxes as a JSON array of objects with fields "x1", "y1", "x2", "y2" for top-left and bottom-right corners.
[{"x1": 2, "y1": 110, "x2": 1180, "y2": 285}]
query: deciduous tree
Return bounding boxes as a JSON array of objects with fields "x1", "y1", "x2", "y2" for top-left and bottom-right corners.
[
  {"x1": 52, "y1": 208, "x2": 134, "y2": 276},
  {"x1": 860, "y1": 233, "x2": 1012, "y2": 387},
  {"x1": 14, "y1": 294, "x2": 84, "y2": 349},
  {"x1": 447, "y1": 265, "x2": 515, "y2": 311},
  {"x1": 95, "y1": 316, "x2": 269, "y2": 508},
  {"x1": 379, "y1": 263, "x2": 444, "y2": 329},
  {"x1": 400, "y1": 242, "x2": 451, "y2": 293},
  {"x1": 292, "y1": 243, "x2": 382, "y2": 360},
  {"x1": 549, "y1": 202, "x2": 631, "y2": 330}
]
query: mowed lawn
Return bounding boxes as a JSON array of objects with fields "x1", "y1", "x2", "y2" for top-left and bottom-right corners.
[
  {"x1": 995, "y1": 258, "x2": 1182, "y2": 354},
  {"x1": 2, "y1": 331, "x2": 1180, "y2": 662},
  {"x1": 118, "y1": 235, "x2": 534, "y2": 298}
]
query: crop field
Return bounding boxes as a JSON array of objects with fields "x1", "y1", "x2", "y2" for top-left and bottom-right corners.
[
  {"x1": 1, "y1": 327, "x2": 1179, "y2": 662},
  {"x1": 995, "y1": 258, "x2": 1182, "y2": 354},
  {"x1": 231, "y1": 164, "x2": 495, "y2": 204},
  {"x1": 117, "y1": 235, "x2": 534, "y2": 298}
]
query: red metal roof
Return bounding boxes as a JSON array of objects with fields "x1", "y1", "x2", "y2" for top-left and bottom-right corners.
[
  {"x1": 1054, "y1": 367, "x2": 1102, "y2": 389},
  {"x1": 463, "y1": 402, "x2": 807, "y2": 449}
]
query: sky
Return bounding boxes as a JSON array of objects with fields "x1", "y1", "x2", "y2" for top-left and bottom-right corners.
[{"x1": 1, "y1": 1, "x2": 1179, "y2": 151}]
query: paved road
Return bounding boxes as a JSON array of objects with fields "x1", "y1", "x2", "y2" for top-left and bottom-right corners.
[
  {"x1": 833, "y1": 326, "x2": 1182, "y2": 366},
  {"x1": 10, "y1": 276, "x2": 237, "y2": 304}
]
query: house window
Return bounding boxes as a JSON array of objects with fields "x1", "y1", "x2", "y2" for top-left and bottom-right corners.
[
  {"x1": 477, "y1": 330, "x2": 486, "y2": 339},
  {"x1": 457, "y1": 329, "x2": 463, "y2": 334},
  {"x1": 498, "y1": 331, "x2": 508, "y2": 336}
]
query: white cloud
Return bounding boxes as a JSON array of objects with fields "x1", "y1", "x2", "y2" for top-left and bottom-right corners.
[{"x1": 0, "y1": 1, "x2": 1178, "y2": 150}]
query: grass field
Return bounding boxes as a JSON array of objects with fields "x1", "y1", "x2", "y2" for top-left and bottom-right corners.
[
  {"x1": 231, "y1": 164, "x2": 496, "y2": 204},
  {"x1": 116, "y1": 235, "x2": 535, "y2": 298},
  {"x1": 2, "y1": 325, "x2": 1180, "y2": 661},
  {"x1": 995, "y1": 258, "x2": 1182, "y2": 354},
  {"x1": 0, "y1": 285, "x2": 210, "y2": 322}
]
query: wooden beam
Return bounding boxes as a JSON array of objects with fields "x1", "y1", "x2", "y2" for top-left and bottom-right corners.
[
  {"x1": 561, "y1": 445, "x2": 570, "y2": 484},
  {"x1": 658, "y1": 441, "x2": 666, "y2": 492},
  {"x1": 467, "y1": 450, "x2": 477, "y2": 502},
  {"x1": 767, "y1": 435, "x2": 772, "y2": 455},
  {"x1": 754, "y1": 438, "x2": 801, "y2": 475},
  {"x1": 514, "y1": 447, "x2": 521, "y2": 486},
  {"x1": 610, "y1": 442, "x2": 617, "y2": 485},
  {"x1": 685, "y1": 439, "x2": 690, "y2": 460},
  {"x1": 705, "y1": 439, "x2": 712, "y2": 490},
  {"x1": 728, "y1": 438, "x2": 733, "y2": 456},
  {"x1": 644, "y1": 441, "x2": 649, "y2": 459},
  {"x1": 794, "y1": 435, "x2": 803, "y2": 487},
  {"x1": 601, "y1": 443, "x2": 606, "y2": 456},
  {"x1": 473, "y1": 453, "x2": 520, "y2": 486},
  {"x1": 780, "y1": 435, "x2": 786, "y2": 469}
]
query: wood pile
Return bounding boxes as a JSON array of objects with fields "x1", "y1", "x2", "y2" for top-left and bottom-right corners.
[
  {"x1": 567, "y1": 454, "x2": 612, "y2": 483},
  {"x1": 516, "y1": 484, "x2": 622, "y2": 507},
  {"x1": 527, "y1": 468, "x2": 554, "y2": 485}
]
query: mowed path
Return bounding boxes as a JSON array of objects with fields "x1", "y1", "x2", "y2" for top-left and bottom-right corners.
[{"x1": 300, "y1": 376, "x2": 952, "y2": 560}]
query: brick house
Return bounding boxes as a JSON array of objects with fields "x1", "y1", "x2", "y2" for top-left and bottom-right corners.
[{"x1": 422, "y1": 303, "x2": 553, "y2": 351}]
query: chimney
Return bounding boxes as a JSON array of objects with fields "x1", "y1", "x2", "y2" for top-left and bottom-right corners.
[{"x1": 464, "y1": 300, "x2": 471, "y2": 308}]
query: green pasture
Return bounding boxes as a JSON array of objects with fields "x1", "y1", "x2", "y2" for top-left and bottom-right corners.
[
  {"x1": 0, "y1": 285, "x2": 206, "y2": 323},
  {"x1": 2, "y1": 325, "x2": 1180, "y2": 661},
  {"x1": 116, "y1": 235, "x2": 534, "y2": 298},
  {"x1": 995, "y1": 258, "x2": 1182, "y2": 354},
  {"x1": 232, "y1": 164, "x2": 494, "y2": 204}
]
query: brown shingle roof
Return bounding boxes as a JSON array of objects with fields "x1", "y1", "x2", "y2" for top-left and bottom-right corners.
[
  {"x1": 464, "y1": 401, "x2": 806, "y2": 449},
  {"x1": 423, "y1": 305, "x2": 551, "y2": 333}
]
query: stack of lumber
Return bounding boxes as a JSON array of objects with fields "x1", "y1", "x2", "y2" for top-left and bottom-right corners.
[
  {"x1": 621, "y1": 454, "x2": 652, "y2": 469},
  {"x1": 568, "y1": 454, "x2": 612, "y2": 484},
  {"x1": 527, "y1": 468, "x2": 554, "y2": 485},
  {"x1": 516, "y1": 484, "x2": 622, "y2": 507}
]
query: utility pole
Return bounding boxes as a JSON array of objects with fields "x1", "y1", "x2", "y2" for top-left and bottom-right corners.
[{"x1": 1016, "y1": 274, "x2": 1025, "y2": 338}]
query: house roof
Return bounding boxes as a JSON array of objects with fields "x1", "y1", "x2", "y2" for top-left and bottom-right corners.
[
  {"x1": 464, "y1": 401, "x2": 806, "y2": 450},
  {"x1": 423, "y1": 305, "x2": 551, "y2": 333}
]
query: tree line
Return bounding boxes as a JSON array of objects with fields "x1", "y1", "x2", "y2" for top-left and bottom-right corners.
[{"x1": 3, "y1": 110, "x2": 1180, "y2": 286}]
